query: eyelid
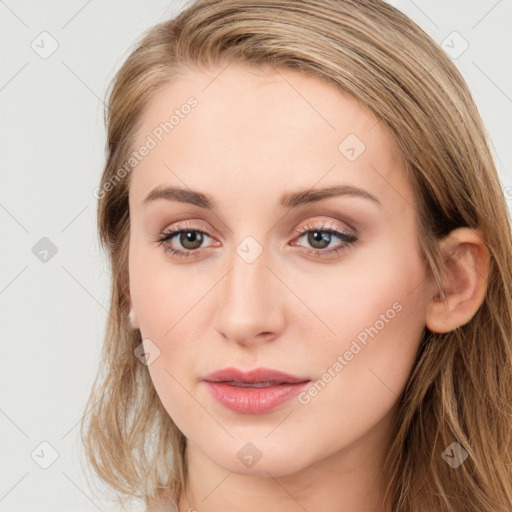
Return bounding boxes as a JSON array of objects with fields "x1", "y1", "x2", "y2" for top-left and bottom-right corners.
[
  {"x1": 159, "y1": 219, "x2": 214, "y2": 237},
  {"x1": 159, "y1": 218, "x2": 353, "y2": 241},
  {"x1": 293, "y1": 219, "x2": 355, "y2": 236}
]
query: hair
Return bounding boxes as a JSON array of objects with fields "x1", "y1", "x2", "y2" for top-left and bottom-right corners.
[{"x1": 80, "y1": 0, "x2": 512, "y2": 510}]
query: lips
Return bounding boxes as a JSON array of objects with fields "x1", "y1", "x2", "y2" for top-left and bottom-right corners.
[
  {"x1": 202, "y1": 367, "x2": 310, "y2": 385},
  {"x1": 202, "y1": 367, "x2": 311, "y2": 414}
]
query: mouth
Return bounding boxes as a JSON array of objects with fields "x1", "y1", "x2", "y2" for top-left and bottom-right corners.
[{"x1": 202, "y1": 367, "x2": 311, "y2": 414}]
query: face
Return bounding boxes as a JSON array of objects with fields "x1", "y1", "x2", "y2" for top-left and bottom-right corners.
[{"x1": 127, "y1": 63, "x2": 433, "y2": 478}]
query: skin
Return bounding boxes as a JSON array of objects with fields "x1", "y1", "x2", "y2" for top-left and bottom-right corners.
[{"x1": 126, "y1": 63, "x2": 489, "y2": 512}]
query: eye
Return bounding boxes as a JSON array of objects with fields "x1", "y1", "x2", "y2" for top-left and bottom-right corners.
[
  {"x1": 155, "y1": 220, "x2": 358, "y2": 260},
  {"x1": 291, "y1": 222, "x2": 358, "y2": 258},
  {"x1": 155, "y1": 221, "x2": 216, "y2": 260}
]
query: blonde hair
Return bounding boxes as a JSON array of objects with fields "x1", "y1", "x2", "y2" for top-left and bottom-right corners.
[{"x1": 80, "y1": 1, "x2": 512, "y2": 510}]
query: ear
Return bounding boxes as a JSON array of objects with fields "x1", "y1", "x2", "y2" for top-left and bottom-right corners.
[
  {"x1": 426, "y1": 227, "x2": 490, "y2": 334},
  {"x1": 125, "y1": 284, "x2": 139, "y2": 330}
]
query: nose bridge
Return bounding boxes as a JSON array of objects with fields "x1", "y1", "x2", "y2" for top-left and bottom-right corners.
[{"x1": 214, "y1": 235, "x2": 284, "y2": 343}]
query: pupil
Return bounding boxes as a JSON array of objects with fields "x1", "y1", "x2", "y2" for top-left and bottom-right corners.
[
  {"x1": 309, "y1": 230, "x2": 330, "y2": 249},
  {"x1": 181, "y1": 231, "x2": 203, "y2": 249}
]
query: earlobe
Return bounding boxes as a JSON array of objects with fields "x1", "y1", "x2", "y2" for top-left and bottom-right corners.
[{"x1": 425, "y1": 228, "x2": 490, "y2": 334}]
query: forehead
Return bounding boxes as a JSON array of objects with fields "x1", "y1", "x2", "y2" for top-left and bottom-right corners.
[{"x1": 129, "y1": 63, "x2": 412, "y2": 213}]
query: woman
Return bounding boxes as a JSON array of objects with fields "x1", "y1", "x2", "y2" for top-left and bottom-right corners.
[{"x1": 81, "y1": 1, "x2": 512, "y2": 510}]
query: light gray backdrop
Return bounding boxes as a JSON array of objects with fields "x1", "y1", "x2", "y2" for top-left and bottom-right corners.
[{"x1": 1, "y1": 0, "x2": 511, "y2": 511}]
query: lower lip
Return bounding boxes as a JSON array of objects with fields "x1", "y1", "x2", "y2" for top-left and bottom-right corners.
[{"x1": 204, "y1": 381, "x2": 310, "y2": 414}]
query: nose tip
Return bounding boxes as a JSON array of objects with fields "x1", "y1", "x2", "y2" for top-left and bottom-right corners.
[
  {"x1": 213, "y1": 251, "x2": 285, "y2": 346},
  {"x1": 219, "y1": 329, "x2": 277, "y2": 348}
]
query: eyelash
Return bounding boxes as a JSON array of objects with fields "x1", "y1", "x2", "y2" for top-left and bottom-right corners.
[{"x1": 155, "y1": 221, "x2": 358, "y2": 260}]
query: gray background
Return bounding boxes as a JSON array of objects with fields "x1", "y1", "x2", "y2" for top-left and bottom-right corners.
[{"x1": 1, "y1": 0, "x2": 511, "y2": 510}]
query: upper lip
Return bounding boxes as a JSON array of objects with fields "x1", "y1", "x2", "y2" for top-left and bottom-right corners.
[{"x1": 202, "y1": 367, "x2": 311, "y2": 385}]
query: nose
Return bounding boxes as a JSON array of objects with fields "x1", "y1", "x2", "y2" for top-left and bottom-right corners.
[{"x1": 213, "y1": 243, "x2": 286, "y2": 347}]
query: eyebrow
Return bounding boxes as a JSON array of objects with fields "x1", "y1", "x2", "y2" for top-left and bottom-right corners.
[{"x1": 143, "y1": 184, "x2": 381, "y2": 209}]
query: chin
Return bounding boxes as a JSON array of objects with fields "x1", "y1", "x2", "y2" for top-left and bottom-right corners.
[{"x1": 203, "y1": 437, "x2": 315, "y2": 478}]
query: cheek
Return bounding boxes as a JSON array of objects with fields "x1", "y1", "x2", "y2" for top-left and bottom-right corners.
[
  {"x1": 291, "y1": 243, "x2": 428, "y2": 412},
  {"x1": 292, "y1": 247, "x2": 428, "y2": 426},
  {"x1": 130, "y1": 252, "x2": 210, "y2": 430},
  {"x1": 295, "y1": 301, "x2": 425, "y2": 451},
  {"x1": 129, "y1": 241, "x2": 208, "y2": 339},
  {"x1": 289, "y1": 237, "x2": 428, "y2": 349},
  {"x1": 129, "y1": 246, "x2": 214, "y2": 403}
]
